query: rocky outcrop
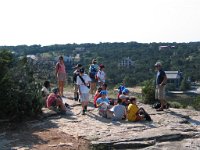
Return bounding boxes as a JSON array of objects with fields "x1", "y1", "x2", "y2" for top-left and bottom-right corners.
[{"x1": 1, "y1": 92, "x2": 199, "y2": 149}]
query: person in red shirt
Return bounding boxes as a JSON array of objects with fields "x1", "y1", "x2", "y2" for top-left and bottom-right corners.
[{"x1": 46, "y1": 88, "x2": 66, "y2": 113}]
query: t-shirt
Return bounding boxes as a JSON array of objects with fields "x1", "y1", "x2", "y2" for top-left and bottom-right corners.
[
  {"x1": 41, "y1": 86, "x2": 50, "y2": 97},
  {"x1": 113, "y1": 104, "x2": 126, "y2": 120},
  {"x1": 96, "y1": 97, "x2": 110, "y2": 110},
  {"x1": 127, "y1": 103, "x2": 139, "y2": 121},
  {"x1": 118, "y1": 85, "x2": 125, "y2": 93},
  {"x1": 97, "y1": 70, "x2": 106, "y2": 83},
  {"x1": 46, "y1": 93, "x2": 57, "y2": 108},
  {"x1": 156, "y1": 69, "x2": 166, "y2": 85},
  {"x1": 56, "y1": 62, "x2": 66, "y2": 74},
  {"x1": 76, "y1": 74, "x2": 91, "y2": 93}
]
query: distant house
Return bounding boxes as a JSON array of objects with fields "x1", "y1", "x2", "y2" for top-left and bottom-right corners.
[
  {"x1": 165, "y1": 71, "x2": 182, "y2": 88},
  {"x1": 73, "y1": 47, "x2": 86, "y2": 53},
  {"x1": 118, "y1": 57, "x2": 134, "y2": 68},
  {"x1": 159, "y1": 46, "x2": 175, "y2": 51}
]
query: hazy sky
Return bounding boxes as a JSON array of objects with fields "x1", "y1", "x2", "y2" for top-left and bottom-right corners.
[{"x1": 0, "y1": 0, "x2": 200, "y2": 46}]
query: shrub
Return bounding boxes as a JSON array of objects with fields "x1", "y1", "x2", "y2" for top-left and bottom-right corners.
[
  {"x1": 0, "y1": 51, "x2": 43, "y2": 121},
  {"x1": 180, "y1": 78, "x2": 191, "y2": 91},
  {"x1": 166, "y1": 83, "x2": 177, "y2": 91},
  {"x1": 192, "y1": 96, "x2": 200, "y2": 111},
  {"x1": 141, "y1": 79, "x2": 156, "y2": 104}
]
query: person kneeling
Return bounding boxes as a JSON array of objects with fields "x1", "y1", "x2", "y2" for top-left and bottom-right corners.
[
  {"x1": 46, "y1": 87, "x2": 66, "y2": 114},
  {"x1": 96, "y1": 91, "x2": 111, "y2": 118},
  {"x1": 127, "y1": 97, "x2": 152, "y2": 122}
]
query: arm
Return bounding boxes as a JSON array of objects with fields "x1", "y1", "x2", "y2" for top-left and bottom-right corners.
[
  {"x1": 160, "y1": 75, "x2": 167, "y2": 86},
  {"x1": 55, "y1": 63, "x2": 59, "y2": 76}
]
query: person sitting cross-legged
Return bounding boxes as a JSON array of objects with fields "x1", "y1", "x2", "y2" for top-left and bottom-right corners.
[
  {"x1": 96, "y1": 91, "x2": 111, "y2": 118},
  {"x1": 46, "y1": 87, "x2": 67, "y2": 114},
  {"x1": 127, "y1": 97, "x2": 152, "y2": 122}
]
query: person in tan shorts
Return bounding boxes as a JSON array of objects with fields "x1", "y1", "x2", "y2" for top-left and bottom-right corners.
[{"x1": 155, "y1": 62, "x2": 168, "y2": 111}]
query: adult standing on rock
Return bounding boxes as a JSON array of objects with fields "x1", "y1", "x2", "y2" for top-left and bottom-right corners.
[
  {"x1": 77, "y1": 68, "x2": 91, "y2": 115},
  {"x1": 155, "y1": 62, "x2": 167, "y2": 111},
  {"x1": 55, "y1": 56, "x2": 67, "y2": 97}
]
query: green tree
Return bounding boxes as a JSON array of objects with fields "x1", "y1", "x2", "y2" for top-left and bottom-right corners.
[{"x1": 0, "y1": 50, "x2": 43, "y2": 121}]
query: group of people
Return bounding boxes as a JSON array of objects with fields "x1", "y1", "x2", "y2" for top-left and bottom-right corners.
[{"x1": 41, "y1": 56, "x2": 168, "y2": 121}]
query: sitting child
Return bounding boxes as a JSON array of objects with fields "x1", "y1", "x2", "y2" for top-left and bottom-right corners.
[
  {"x1": 94, "y1": 87, "x2": 102, "y2": 108},
  {"x1": 117, "y1": 81, "x2": 126, "y2": 99},
  {"x1": 94, "y1": 83, "x2": 108, "y2": 108},
  {"x1": 46, "y1": 87, "x2": 67, "y2": 113},
  {"x1": 127, "y1": 97, "x2": 152, "y2": 122},
  {"x1": 96, "y1": 91, "x2": 111, "y2": 118},
  {"x1": 41, "y1": 81, "x2": 50, "y2": 99},
  {"x1": 112, "y1": 98, "x2": 127, "y2": 121}
]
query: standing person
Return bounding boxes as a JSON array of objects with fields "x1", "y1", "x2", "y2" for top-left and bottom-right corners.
[
  {"x1": 73, "y1": 64, "x2": 82, "y2": 101},
  {"x1": 97, "y1": 64, "x2": 106, "y2": 87},
  {"x1": 155, "y1": 62, "x2": 168, "y2": 111},
  {"x1": 76, "y1": 68, "x2": 91, "y2": 115},
  {"x1": 89, "y1": 59, "x2": 99, "y2": 96},
  {"x1": 55, "y1": 56, "x2": 67, "y2": 97}
]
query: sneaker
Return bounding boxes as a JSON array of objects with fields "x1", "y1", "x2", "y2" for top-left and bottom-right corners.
[
  {"x1": 84, "y1": 106, "x2": 87, "y2": 112},
  {"x1": 81, "y1": 110, "x2": 85, "y2": 115}
]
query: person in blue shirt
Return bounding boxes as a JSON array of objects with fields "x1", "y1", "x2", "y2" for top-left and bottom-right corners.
[
  {"x1": 155, "y1": 62, "x2": 168, "y2": 111},
  {"x1": 96, "y1": 90, "x2": 110, "y2": 118}
]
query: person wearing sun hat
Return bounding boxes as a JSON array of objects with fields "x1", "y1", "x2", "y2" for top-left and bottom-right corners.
[{"x1": 155, "y1": 61, "x2": 168, "y2": 111}]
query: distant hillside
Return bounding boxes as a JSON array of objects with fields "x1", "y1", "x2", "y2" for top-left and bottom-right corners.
[{"x1": 1, "y1": 42, "x2": 200, "y2": 86}]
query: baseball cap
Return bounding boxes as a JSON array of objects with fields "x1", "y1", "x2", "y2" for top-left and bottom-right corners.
[
  {"x1": 155, "y1": 62, "x2": 162, "y2": 67},
  {"x1": 122, "y1": 88, "x2": 129, "y2": 94},
  {"x1": 52, "y1": 87, "x2": 59, "y2": 94},
  {"x1": 119, "y1": 95, "x2": 128, "y2": 99},
  {"x1": 100, "y1": 90, "x2": 107, "y2": 95}
]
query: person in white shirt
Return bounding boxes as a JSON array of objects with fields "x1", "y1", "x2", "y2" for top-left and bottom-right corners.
[
  {"x1": 76, "y1": 68, "x2": 91, "y2": 115},
  {"x1": 97, "y1": 64, "x2": 106, "y2": 87}
]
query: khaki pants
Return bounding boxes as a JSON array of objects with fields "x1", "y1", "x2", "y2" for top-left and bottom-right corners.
[{"x1": 155, "y1": 85, "x2": 166, "y2": 100}]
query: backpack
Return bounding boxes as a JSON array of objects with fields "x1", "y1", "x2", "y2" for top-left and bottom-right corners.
[{"x1": 89, "y1": 65, "x2": 97, "y2": 79}]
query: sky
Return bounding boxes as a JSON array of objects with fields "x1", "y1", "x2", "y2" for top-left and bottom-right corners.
[{"x1": 0, "y1": 0, "x2": 200, "y2": 46}]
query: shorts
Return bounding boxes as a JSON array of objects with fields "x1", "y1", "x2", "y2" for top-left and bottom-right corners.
[
  {"x1": 155, "y1": 85, "x2": 166, "y2": 100},
  {"x1": 80, "y1": 93, "x2": 89, "y2": 102},
  {"x1": 57, "y1": 73, "x2": 66, "y2": 81}
]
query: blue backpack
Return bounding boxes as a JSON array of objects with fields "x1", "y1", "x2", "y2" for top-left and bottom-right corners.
[{"x1": 89, "y1": 65, "x2": 97, "y2": 79}]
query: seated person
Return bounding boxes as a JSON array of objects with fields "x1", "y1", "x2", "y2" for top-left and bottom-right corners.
[
  {"x1": 111, "y1": 98, "x2": 127, "y2": 121},
  {"x1": 127, "y1": 97, "x2": 152, "y2": 122},
  {"x1": 94, "y1": 83, "x2": 108, "y2": 107},
  {"x1": 117, "y1": 81, "x2": 126, "y2": 99},
  {"x1": 46, "y1": 87, "x2": 66, "y2": 113},
  {"x1": 119, "y1": 95, "x2": 129, "y2": 107},
  {"x1": 96, "y1": 91, "x2": 111, "y2": 118},
  {"x1": 41, "y1": 81, "x2": 50, "y2": 100},
  {"x1": 94, "y1": 87, "x2": 102, "y2": 108}
]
